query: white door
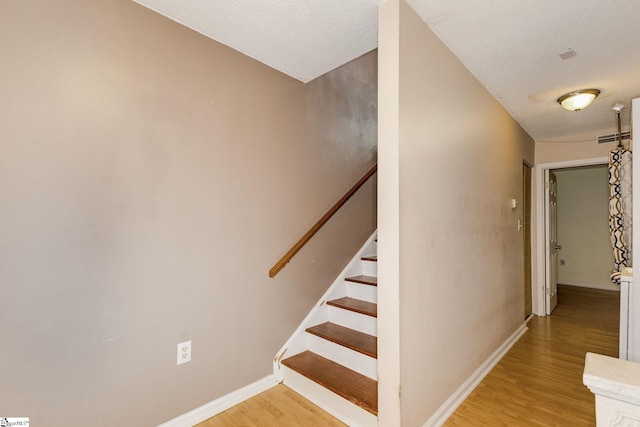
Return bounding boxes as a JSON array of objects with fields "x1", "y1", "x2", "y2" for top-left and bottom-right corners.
[{"x1": 546, "y1": 170, "x2": 559, "y2": 315}]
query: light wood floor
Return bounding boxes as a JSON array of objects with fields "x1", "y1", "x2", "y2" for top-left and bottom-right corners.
[
  {"x1": 445, "y1": 284, "x2": 619, "y2": 426},
  {"x1": 195, "y1": 383, "x2": 346, "y2": 427},
  {"x1": 198, "y1": 285, "x2": 619, "y2": 426}
]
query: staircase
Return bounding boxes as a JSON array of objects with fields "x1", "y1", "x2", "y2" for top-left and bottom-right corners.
[{"x1": 274, "y1": 233, "x2": 378, "y2": 427}]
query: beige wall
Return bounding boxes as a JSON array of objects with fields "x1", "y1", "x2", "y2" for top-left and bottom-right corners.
[
  {"x1": 0, "y1": 1, "x2": 377, "y2": 425},
  {"x1": 378, "y1": 1, "x2": 535, "y2": 425},
  {"x1": 555, "y1": 166, "x2": 617, "y2": 291}
]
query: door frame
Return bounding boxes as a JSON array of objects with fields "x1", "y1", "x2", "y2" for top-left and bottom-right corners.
[
  {"x1": 534, "y1": 157, "x2": 608, "y2": 316},
  {"x1": 545, "y1": 169, "x2": 559, "y2": 315},
  {"x1": 523, "y1": 162, "x2": 533, "y2": 319}
]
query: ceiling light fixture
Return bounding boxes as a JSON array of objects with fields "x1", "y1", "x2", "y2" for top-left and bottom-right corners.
[{"x1": 557, "y1": 89, "x2": 601, "y2": 111}]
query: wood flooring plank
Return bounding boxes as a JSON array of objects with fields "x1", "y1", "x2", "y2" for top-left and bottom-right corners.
[
  {"x1": 444, "y1": 284, "x2": 619, "y2": 426},
  {"x1": 196, "y1": 384, "x2": 346, "y2": 427}
]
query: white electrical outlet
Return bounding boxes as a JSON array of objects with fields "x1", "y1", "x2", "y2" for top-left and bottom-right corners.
[{"x1": 177, "y1": 340, "x2": 192, "y2": 365}]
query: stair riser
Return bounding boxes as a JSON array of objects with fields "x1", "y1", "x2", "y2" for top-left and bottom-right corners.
[
  {"x1": 282, "y1": 366, "x2": 378, "y2": 427},
  {"x1": 346, "y1": 282, "x2": 377, "y2": 303},
  {"x1": 307, "y1": 334, "x2": 377, "y2": 380},
  {"x1": 328, "y1": 306, "x2": 377, "y2": 336},
  {"x1": 362, "y1": 260, "x2": 377, "y2": 277}
]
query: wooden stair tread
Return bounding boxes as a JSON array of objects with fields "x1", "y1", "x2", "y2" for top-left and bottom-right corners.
[
  {"x1": 282, "y1": 351, "x2": 378, "y2": 415},
  {"x1": 327, "y1": 297, "x2": 377, "y2": 317},
  {"x1": 361, "y1": 255, "x2": 377, "y2": 262},
  {"x1": 306, "y1": 322, "x2": 377, "y2": 358},
  {"x1": 345, "y1": 275, "x2": 377, "y2": 286}
]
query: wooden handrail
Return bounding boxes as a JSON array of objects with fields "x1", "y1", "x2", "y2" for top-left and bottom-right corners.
[{"x1": 269, "y1": 163, "x2": 377, "y2": 278}]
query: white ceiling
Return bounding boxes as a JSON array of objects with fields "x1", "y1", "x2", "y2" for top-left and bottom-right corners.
[
  {"x1": 133, "y1": 0, "x2": 640, "y2": 141},
  {"x1": 409, "y1": 0, "x2": 640, "y2": 140},
  {"x1": 131, "y1": 0, "x2": 379, "y2": 83}
]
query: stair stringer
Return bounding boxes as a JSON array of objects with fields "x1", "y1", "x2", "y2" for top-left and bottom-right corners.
[{"x1": 273, "y1": 230, "x2": 378, "y2": 381}]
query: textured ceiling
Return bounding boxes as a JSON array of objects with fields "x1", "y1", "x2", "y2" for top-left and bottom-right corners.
[
  {"x1": 131, "y1": 0, "x2": 379, "y2": 83},
  {"x1": 133, "y1": 0, "x2": 640, "y2": 141},
  {"x1": 409, "y1": 0, "x2": 640, "y2": 140}
]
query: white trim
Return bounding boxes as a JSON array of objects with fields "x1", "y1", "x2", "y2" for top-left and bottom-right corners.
[
  {"x1": 544, "y1": 168, "x2": 552, "y2": 315},
  {"x1": 157, "y1": 375, "x2": 278, "y2": 427},
  {"x1": 534, "y1": 157, "x2": 608, "y2": 316},
  {"x1": 631, "y1": 97, "x2": 639, "y2": 362},
  {"x1": 328, "y1": 304, "x2": 377, "y2": 335},
  {"x1": 422, "y1": 322, "x2": 529, "y2": 427},
  {"x1": 558, "y1": 280, "x2": 620, "y2": 292},
  {"x1": 620, "y1": 273, "x2": 632, "y2": 360}
]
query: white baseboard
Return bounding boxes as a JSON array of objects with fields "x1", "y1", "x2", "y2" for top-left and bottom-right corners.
[
  {"x1": 158, "y1": 375, "x2": 279, "y2": 427},
  {"x1": 423, "y1": 322, "x2": 529, "y2": 427},
  {"x1": 558, "y1": 280, "x2": 620, "y2": 292}
]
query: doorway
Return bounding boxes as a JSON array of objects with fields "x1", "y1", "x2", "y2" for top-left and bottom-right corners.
[
  {"x1": 553, "y1": 165, "x2": 616, "y2": 292},
  {"x1": 534, "y1": 157, "x2": 609, "y2": 315}
]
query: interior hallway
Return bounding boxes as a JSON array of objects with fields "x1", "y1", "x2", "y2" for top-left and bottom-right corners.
[
  {"x1": 198, "y1": 284, "x2": 619, "y2": 426},
  {"x1": 445, "y1": 284, "x2": 619, "y2": 426}
]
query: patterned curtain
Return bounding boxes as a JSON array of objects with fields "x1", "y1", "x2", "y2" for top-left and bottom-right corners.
[{"x1": 609, "y1": 149, "x2": 633, "y2": 285}]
